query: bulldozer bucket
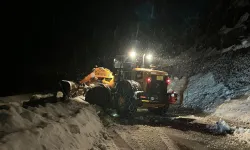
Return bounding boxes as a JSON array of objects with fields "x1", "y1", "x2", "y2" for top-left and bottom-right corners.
[{"x1": 59, "y1": 80, "x2": 81, "y2": 99}]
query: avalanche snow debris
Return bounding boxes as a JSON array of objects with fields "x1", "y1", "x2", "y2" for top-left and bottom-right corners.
[
  {"x1": 208, "y1": 119, "x2": 250, "y2": 144},
  {"x1": 167, "y1": 48, "x2": 250, "y2": 112},
  {"x1": 183, "y1": 72, "x2": 230, "y2": 112},
  {"x1": 208, "y1": 119, "x2": 232, "y2": 134},
  {"x1": 233, "y1": 127, "x2": 250, "y2": 144},
  {"x1": 212, "y1": 95, "x2": 250, "y2": 125}
]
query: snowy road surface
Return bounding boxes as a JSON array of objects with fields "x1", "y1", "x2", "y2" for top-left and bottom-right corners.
[{"x1": 102, "y1": 108, "x2": 250, "y2": 150}]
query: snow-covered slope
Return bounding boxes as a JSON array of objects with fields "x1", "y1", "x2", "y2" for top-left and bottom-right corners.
[{"x1": 212, "y1": 94, "x2": 250, "y2": 124}]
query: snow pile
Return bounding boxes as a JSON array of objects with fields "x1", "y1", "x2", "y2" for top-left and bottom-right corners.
[
  {"x1": 0, "y1": 97, "x2": 110, "y2": 150},
  {"x1": 183, "y1": 72, "x2": 230, "y2": 112},
  {"x1": 233, "y1": 127, "x2": 250, "y2": 144},
  {"x1": 212, "y1": 95, "x2": 250, "y2": 124},
  {"x1": 208, "y1": 119, "x2": 232, "y2": 134},
  {"x1": 0, "y1": 94, "x2": 32, "y2": 103},
  {"x1": 30, "y1": 93, "x2": 54, "y2": 100},
  {"x1": 207, "y1": 119, "x2": 250, "y2": 144}
]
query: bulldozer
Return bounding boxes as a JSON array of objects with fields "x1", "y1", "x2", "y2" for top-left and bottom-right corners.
[{"x1": 60, "y1": 55, "x2": 177, "y2": 117}]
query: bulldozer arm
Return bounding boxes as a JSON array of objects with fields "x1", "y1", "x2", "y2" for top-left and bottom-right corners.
[
  {"x1": 79, "y1": 67, "x2": 115, "y2": 88},
  {"x1": 59, "y1": 67, "x2": 115, "y2": 100}
]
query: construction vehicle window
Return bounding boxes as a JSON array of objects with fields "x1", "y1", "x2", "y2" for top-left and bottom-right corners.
[
  {"x1": 123, "y1": 71, "x2": 131, "y2": 80},
  {"x1": 105, "y1": 78, "x2": 112, "y2": 82},
  {"x1": 136, "y1": 71, "x2": 143, "y2": 80}
]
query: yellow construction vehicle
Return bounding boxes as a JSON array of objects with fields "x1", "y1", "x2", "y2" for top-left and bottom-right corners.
[
  {"x1": 60, "y1": 55, "x2": 177, "y2": 117},
  {"x1": 79, "y1": 67, "x2": 115, "y2": 88},
  {"x1": 59, "y1": 67, "x2": 114, "y2": 98}
]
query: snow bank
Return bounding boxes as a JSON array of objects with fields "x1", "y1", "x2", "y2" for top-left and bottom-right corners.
[
  {"x1": 212, "y1": 95, "x2": 250, "y2": 144},
  {"x1": 233, "y1": 127, "x2": 250, "y2": 144},
  {"x1": 0, "y1": 98, "x2": 107, "y2": 150},
  {"x1": 212, "y1": 95, "x2": 250, "y2": 124},
  {"x1": 0, "y1": 94, "x2": 32, "y2": 103}
]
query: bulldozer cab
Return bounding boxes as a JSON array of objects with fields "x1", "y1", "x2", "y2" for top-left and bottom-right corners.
[
  {"x1": 113, "y1": 56, "x2": 135, "y2": 82},
  {"x1": 113, "y1": 55, "x2": 170, "y2": 92},
  {"x1": 131, "y1": 68, "x2": 170, "y2": 94}
]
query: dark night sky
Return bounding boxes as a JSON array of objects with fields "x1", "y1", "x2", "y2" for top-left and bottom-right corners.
[
  {"x1": 1, "y1": 0, "x2": 215, "y2": 95},
  {"x1": 5, "y1": 0, "x2": 211, "y2": 65},
  {"x1": 13, "y1": 0, "x2": 210, "y2": 65}
]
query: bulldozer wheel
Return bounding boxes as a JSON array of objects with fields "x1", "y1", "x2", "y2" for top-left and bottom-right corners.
[
  {"x1": 85, "y1": 84, "x2": 111, "y2": 108},
  {"x1": 115, "y1": 80, "x2": 137, "y2": 118},
  {"x1": 148, "y1": 104, "x2": 169, "y2": 115}
]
